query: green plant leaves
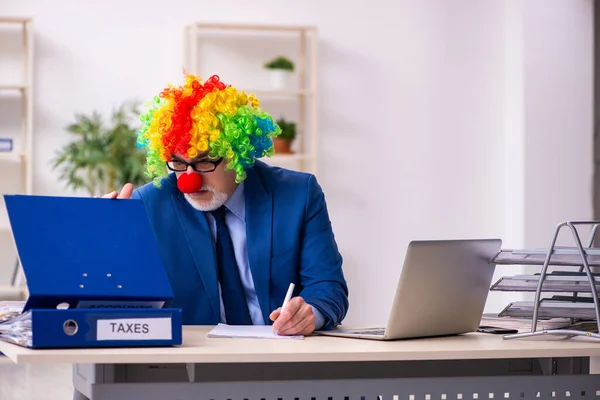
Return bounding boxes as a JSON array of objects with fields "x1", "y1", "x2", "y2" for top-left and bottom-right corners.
[
  {"x1": 275, "y1": 117, "x2": 296, "y2": 141},
  {"x1": 264, "y1": 56, "x2": 295, "y2": 71},
  {"x1": 50, "y1": 101, "x2": 149, "y2": 197}
]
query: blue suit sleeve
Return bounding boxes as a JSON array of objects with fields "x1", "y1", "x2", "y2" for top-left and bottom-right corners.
[{"x1": 299, "y1": 175, "x2": 349, "y2": 330}]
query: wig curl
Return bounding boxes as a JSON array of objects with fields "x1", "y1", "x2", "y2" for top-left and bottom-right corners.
[{"x1": 136, "y1": 73, "x2": 281, "y2": 186}]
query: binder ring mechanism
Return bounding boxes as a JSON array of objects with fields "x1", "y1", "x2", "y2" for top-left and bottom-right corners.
[
  {"x1": 490, "y1": 220, "x2": 600, "y2": 341},
  {"x1": 63, "y1": 320, "x2": 78, "y2": 336},
  {"x1": 57, "y1": 302, "x2": 78, "y2": 336}
]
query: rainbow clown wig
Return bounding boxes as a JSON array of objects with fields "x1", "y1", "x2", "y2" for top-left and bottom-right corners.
[{"x1": 136, "y1": 73, "x2": 281, "y2": 186}]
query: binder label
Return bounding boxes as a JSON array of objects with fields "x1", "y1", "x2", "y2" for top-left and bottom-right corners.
[{"x1": 97, "y1": 317, "x2": 172, "y2": 341}]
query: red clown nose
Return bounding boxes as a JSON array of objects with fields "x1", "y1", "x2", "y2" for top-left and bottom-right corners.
[{"x1": 177, "y1": 172, "x2": 203, "y2": 193}]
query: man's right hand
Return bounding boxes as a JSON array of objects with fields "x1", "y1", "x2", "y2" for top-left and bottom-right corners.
[{"x1": 101, "y1": 183, "x2": 134, "y2": 199}]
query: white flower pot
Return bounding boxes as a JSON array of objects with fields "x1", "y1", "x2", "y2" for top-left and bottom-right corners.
[{"x1": 269, "y1": 69, "x2": 291, "y2": 90}]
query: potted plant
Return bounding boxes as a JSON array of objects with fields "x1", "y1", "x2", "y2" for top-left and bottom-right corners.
[
  {"x1": 273, "y1": 117, "x2": 296, "y2": 154},
  {"x1": 264, "y1": 56, "x2": 294, "y2": 90},
  {"x1": 50, "y1": 101, "x2": 149, "y2": 197}
]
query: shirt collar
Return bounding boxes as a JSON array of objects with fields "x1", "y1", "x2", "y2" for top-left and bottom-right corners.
[{"x1": 224, "y1": 181, "x2": 245, "y2": 221}]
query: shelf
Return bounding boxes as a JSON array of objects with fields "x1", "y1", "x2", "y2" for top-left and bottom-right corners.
[
  {"x1": 187, "y1": 23, "x2": 316, "y2": 33},
  {"x1": 492, "y1": 247, "x2": 600, "y2": 267},
  {"x1": 266, "y1": 154, "x2": 312, "y2": 163},
  {"x1": 0, "y1": 85, "x2": 27, "y2": 93},
  {"x1": 0, "y1": 153, "x2": 24, "y2": 162},
  {"x1": 500, "y1": 300, "x2": 599, "y2": 321},
  {"x1": 0, "y1": 17, "x2": 31, "y2": 24},
  {"x1": 492, "y1": 222, "x2": 600, "y2": 340},
  {"x1": 245, "y1": 89, "x2": 312, "y2": 98},
  {"x1": 0, "y1": 15, "x2": 33, "y2": 293},
  {"x1": 491, "y1": 273, "x2": 600, "y2": 293},
  {"x1": 185, "y1": 21, "x2": 318, "y2": 176}
]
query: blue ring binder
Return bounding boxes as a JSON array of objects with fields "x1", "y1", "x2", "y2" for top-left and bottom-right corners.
[{"x1": 0, "y1": 194, "x2": 183, "y2": 349}]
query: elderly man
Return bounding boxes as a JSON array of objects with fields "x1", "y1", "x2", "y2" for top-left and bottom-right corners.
[{"x1": 104, "y1": 73, "x2": 348, "y2": 336}]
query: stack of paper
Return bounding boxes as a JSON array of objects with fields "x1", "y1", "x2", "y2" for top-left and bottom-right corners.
[
  {"x1": 0, "y1": 310, "x2": 32, "y2": 347},
  {"x1": 481, "y1": 313, "x2": 598, "y2": 333},
  {"x1": 480, "y1": 313, "x2": 572, "y2": 331},
  {"x1": 0, "y1": 301, "x2": 24, "y2": 324},
  {"x1": 207, "y1": 323, "x2": 304, "y2": 340}
]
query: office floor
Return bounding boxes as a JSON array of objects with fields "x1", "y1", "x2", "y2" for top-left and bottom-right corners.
[{"x1": 0, "y1": 361, "x2": 73, "y2": 400}]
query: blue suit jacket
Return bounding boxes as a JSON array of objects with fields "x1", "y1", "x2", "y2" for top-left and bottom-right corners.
[{"x1": 132, "y1": 160, "x2": 349, "y2": 330}]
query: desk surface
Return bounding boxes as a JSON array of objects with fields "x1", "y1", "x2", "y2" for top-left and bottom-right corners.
[
  {"x1": 1, "y1": 326, "x2": 600, "y2": 364},
  {"x1": 0, "y1": 355, "x2": 13, "y2": 364}
]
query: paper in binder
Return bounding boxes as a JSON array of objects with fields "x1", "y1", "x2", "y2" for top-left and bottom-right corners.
[
  {"x1": 0, "y1": 194, "x2": 183, "y2": 349},
  {"x1": 0, "y1": 301, "x2": 24, "y2": 323}
]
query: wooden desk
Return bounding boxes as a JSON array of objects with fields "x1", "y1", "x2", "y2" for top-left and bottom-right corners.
[
  {"x1": 0, "y1": 355, "x2": 13, "y2": 364},
  {"x1": 1, "y1": 326, "x2": 599, "y2": 400}
]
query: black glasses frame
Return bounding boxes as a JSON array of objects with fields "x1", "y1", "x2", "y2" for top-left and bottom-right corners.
[{"x1": 166, "y1": 157, "x2": 223, "y2": 173}]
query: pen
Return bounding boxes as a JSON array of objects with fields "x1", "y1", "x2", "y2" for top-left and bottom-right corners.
[
  {"x1": 275, "y1": 283, "x2": 295, "y2": 335},
  {"x1": 281, "y1": 283, "x2": 295, "y2": 313}
]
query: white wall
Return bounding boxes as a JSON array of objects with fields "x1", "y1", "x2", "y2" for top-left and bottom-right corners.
[
  {"x1": 490, "y1": 0, "x2": 594, "y2": 313},
  {"x1": 522, "y1": 0, "x2": 594, "y2": 248},
  {"x1": 0, "y1": 0, "x2": 594, "y2": 326}
]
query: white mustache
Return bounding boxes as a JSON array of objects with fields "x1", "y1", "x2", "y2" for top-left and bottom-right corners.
[
  {"x1": 200, "y1": 185, "x2": 216, "y2": 192},
  {"x1": 183, "y1": 185, "x2": 229, "y2": 211}
]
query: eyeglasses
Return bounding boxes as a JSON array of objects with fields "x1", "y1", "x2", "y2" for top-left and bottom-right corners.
[{"x1": 166, "y1": 157, "x2": 223, "y2": 173}]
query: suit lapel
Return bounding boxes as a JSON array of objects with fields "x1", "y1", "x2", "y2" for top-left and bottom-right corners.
[
  {"x1": 169, "y1": 174, "x2": 220, "y2": 320},
  {"x1": 244, "y1": 166, "x2": 273, "y2": 323}
]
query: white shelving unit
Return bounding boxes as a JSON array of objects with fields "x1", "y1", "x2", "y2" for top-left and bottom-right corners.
[
  {"x1": 0, "y1": 17, "x2": 34, "y2": 300},
  {"x1": 183, "y1": 23, "x2": 318, "y2": 175}
]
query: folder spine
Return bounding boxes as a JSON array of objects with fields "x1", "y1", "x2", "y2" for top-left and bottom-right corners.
[{"x1": 29, "y1": 308, "x2": 183, "y2": 349}]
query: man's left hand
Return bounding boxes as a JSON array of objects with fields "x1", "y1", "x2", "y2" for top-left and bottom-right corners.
[{"x1": 269, "y1": 297, "x2": 315, "y2": 336}]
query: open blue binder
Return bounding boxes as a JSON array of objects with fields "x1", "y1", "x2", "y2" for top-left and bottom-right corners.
[{"x1": 0, "y1": 194, "x2": 183, "y2": 349}]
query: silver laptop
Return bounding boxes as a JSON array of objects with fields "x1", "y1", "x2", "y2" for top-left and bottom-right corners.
[{"x1": 316, "y1": 239, "x2": 502, "y2": 340}]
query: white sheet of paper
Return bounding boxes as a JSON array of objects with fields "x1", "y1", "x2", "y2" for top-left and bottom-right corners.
[
  {"x1": 97, "y1": 317, "x2": 172, "y2": 341},
  {"x1": 207, "y1": 323, "x2": 304, "y2": 340}
]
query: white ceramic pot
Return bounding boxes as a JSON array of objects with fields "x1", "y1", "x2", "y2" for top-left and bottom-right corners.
[{"x1": 269, "y1": 69, "x2": 291, "y2": 90}]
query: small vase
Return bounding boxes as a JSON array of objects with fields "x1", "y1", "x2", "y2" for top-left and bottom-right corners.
[
  {"x1": 269, "y1": 69, "x2": 291, "y2": 90},
  {"x1": 273, "y1": 138, "x2": 293, "y2": 154}
]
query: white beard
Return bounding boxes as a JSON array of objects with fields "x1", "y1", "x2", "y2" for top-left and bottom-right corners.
[{"x1": 184, "y1": 184, "x2": 229, "y2": 211}]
